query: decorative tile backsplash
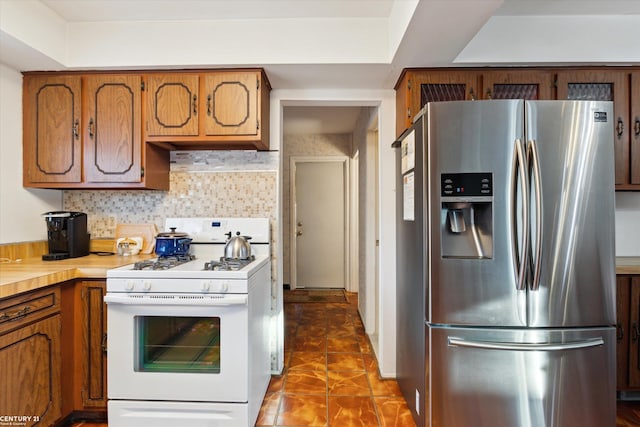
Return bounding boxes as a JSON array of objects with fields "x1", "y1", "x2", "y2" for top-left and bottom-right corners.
[
  {"x1": 63, "y1": 150, "x2": 278, "y2": 238},
  {"x1": 170, "y1": 150, "x2": 278, "y2": 171}
]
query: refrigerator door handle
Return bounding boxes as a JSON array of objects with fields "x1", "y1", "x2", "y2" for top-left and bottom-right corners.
[
  {"x1": 528, "y1": 139, "x2": 543, "y2": 291},
  {"x1": 511, "y1": 138, "x2": 529, "y2": 291},
  {"x1": 448, "y1": 336, "x2": 604, "y2": 352}
]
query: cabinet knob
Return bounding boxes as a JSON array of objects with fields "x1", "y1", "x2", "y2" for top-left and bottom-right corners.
[
  {"x1": 617, "y1": 322, "x2": 624, "y2": 341},
  {"x1": 88, "y1": 118, "x2": 95, "y2": 139},
  {"x1": 634, "y1": 117, "x2": 640, "y2": 137},
  {"x1": 616, "y1": 117, "x2": 624, "y2": 138},
  {"x1": 73, "y1": 119, "x2": 79, "y2": 140},
  {"x1": 193, "y1": 95, "x2": 197, "y2": 115}
]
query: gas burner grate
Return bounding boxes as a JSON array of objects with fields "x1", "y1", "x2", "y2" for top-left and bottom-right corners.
[
  {"x1": 133, "y1": 254, "x2": 196, "y2": 270},
  {"x1": 203, "y1": 256, "x2": 254, "y2": 271}
]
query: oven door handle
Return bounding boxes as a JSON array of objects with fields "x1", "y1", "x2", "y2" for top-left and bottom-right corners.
[{"x1": 104, "y1": 294, "x2": 248, "y2": 306}]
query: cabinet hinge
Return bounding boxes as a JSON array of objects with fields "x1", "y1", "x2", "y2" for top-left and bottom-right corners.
[
  {"x1": 407, "y1": 108, "x2": 411, "y2": 118},
  {"x1": 141, "y1": 81, "x2": 145, "y2": 91},
  {"x1": 257, "y1": 119, "x2": 260, "y2": 130},
  {"x1": 553, "y1": 78, "x2": 558, "y2": 88},
  {"x1": 408, "y1": 80, "x2": 411, "y2": 90},
  {"x1": 257, "y1": 78, "x2": 259, "y2": 90},
  {"x1": 141, "y1": 167, "x2": 145, "y2": 178}
]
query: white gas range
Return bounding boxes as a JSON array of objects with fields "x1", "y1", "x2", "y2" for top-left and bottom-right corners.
[{"x1": 105, "y1": 218, "x2": 272, "y2": 427}]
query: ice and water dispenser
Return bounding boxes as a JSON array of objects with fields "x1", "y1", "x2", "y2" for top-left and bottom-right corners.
[{"x1": 441, "y1": 173, "x2": 493, "y2": 259}]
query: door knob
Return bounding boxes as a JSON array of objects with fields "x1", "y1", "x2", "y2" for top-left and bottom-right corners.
[{"x1": 296, "y1": 231, "x2": 303, "y2": 236}]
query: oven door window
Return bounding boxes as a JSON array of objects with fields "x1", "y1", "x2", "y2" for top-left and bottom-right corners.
[{"x1": 135, "y1": 316, "x2": 221, "y2": 373}]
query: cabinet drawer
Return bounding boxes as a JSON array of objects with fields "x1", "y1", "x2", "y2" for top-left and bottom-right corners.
[{"x1": 0, "y1": 287, "x2": 60, "y2": 335}]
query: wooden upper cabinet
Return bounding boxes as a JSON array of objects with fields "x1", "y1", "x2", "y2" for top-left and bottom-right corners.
[
  {"x1": 83, "y1": 74, "x2": 142, "y2": 184},
  {"x1": 481, "y1": 70, "x2": 554, "y2": 100},
  {"x1": 23, "y1": 72, "x2": 169, "y2": 190},
  {"x1": 556, "y1": 70, "x2": 630, "y2": 188},
  {"x1": 395, "y1": 69, "x2": 480, "y2": 137},
  {"x1": 23, "y1": 75, "x2": 82, "y2": 185},
  {"x1": 143, "y1": 69, "x2": 270, "y2": 150},
  {"x1": 145, "y1": 73, "x2": 199, "y2": 137},
  {"x1": 631, "y1": 72, "x2": 640, "y2": 186},
  {"x1": 203, "y1": 71, "x2": 259, "y2": 137}
]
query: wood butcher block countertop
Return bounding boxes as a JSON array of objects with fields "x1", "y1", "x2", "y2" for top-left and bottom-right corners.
[
  {"x1": 0, "y1": 252, "x2": 639, "y2": 300},
  {"x1": 617, "y1": 257, "x2": 640, "y2": 275},
  {"x1": 0, "y1": 253, "x2": 155, "y2": 299}
]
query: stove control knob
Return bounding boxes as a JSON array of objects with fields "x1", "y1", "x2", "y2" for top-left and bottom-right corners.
[
  {"x1": 143, "y1": 281, "x2": 152, "y2": 291},
  {"x1": 126, "y1": 281, "x2": 134, "y2": 291},
  {"x1": 220, "y1": 282, "x2": 229, "y2": 293},
  {"x1": 202, "y1": 281, "x2": 211, "y2": 291}
]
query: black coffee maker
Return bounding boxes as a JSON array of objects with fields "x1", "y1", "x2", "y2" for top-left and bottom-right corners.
[{"x1": 42, "y1": 211, "x2": 90, "y2": 261}]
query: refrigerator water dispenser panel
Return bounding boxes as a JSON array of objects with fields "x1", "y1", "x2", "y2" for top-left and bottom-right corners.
[{"x1": 441, "y1": 173, "x2": 493, "y2": 259}]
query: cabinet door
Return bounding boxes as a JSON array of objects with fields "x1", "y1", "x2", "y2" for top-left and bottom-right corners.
[
  {"x1": 556, "y1": 70, "x2": 629, "y2": 186},
  {"x1": 145, "y1": 74, "x2": 199, "y2": 137},
  {"x1": 23, "y1": 75, "x2": 82, "y2": 184},
  {"x1": 631, "y1": 72, "x2": 640, "y2": 186},
  {"x1": 0, "y1": 314, "x2": 62, "y2": 426},
  {"x1": 84, "y1": 75, "x2": 142, "y2": 183},
  {"x1": 203, "y1": 72, "x2": 259, "y2": 137},
  {"x1": 482, "y1": 70, "x2": 554, "y2": 100},
  {"x1": 79, "y1": 281, "x2": 108, "y2": 408},
  {"x1": 629, "y1": 276, "x2": 640, "y2": 387},
  {"x1": 617, "y1": 276, "x2": 631, "y2": 389},
  {"x1": 396, "y1": 70, "x2": 480, "y2": 137}
]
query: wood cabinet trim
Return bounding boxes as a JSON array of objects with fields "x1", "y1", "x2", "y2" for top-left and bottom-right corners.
[
  {"x1": 0, "y1": 314, "x2": 62, "y2": 425},
  {"x1": 23, "y1": 75, "x2": 82, "y2": 185},
  {"x1": 395, "y1": 67, "x2": 640, "y2": 190},
  {"x1": 0, "y1": 287, "x2": 61, "y2": 335},
  {"x1": 83, "y1": 75, "x2": 142, "y2": 184},
  {"x1": 629, "y1": 276, "x2": 640, "y2": 387}
]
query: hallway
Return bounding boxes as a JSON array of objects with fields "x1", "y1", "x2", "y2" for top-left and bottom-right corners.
[{"x1": 256, "y1": 290, "x2": 415, "y2": 426}]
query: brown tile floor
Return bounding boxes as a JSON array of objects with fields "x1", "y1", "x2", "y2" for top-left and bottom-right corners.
[
  {"x1": 256, "y1": 290, "x2": 415, "y2": 427},
  {"x1": 71, "y1": 289, "x2": 640, "y2": 426}
]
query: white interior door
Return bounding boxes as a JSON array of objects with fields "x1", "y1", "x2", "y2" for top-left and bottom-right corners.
[{"x1": 293, "y1": 160, "x2": 346, "y2": 289}]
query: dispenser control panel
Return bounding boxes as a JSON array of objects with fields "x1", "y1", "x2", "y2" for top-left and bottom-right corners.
[{"x1": 441, "y1": 173, "x2": 493, "y2": 197}]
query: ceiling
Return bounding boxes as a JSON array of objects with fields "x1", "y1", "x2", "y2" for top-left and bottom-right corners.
[
  {"x1": 2, "y1": 0, "x2": 640, "y2": 134},
  {"x1": 41, "y1": 0, "x2": 397, "y2": 21}
]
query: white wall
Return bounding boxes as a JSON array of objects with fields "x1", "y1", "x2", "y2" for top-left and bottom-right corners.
[
  {"x1": 271, "y1": 88, "x2": 397, "y2": 377},
  {"x1": 0, "y1": 62, "x2": 60, "y2": 244},
  {"x1": 615, "y1": 192, "x2": 640, "y2": 256}
]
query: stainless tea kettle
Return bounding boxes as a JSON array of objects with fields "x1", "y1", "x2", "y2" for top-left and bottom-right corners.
[{"x1": 224, "y1": 231, "x2": 252, "y2": 259}]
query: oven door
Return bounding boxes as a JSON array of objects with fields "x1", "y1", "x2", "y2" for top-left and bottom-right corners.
[{"x1": 105, "y1": 292, "x2": 248, "y2": 402}]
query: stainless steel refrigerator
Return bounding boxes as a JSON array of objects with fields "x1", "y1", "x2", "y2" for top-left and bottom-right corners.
[{"x1": 394, "y1": 100, "x2": 616, "y2": 427}]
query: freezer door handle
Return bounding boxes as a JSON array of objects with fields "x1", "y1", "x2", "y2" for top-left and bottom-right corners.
[
  {"x1": 448, "y1": 336, "x2": 604, "y2": 352},
  {"x1": 528, "y1": 139, "x2": 543, "y2": 291},
  {"x1": 511, "y1": 138, "x2": 529, "y2": 291}
]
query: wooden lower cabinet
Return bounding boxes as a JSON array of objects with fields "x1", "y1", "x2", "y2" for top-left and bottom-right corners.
[
  {"x1": 629, "y1": 277, "x2": 640, "y2": 387},
  {"x1": 0, "y1": 288, "x2": 62, "y2": 427},
  {"x1": 617, "y1": 275, "x2": 640, "y2": 391},
  {"x1": 74, "y1": 280, "x2": 108, "y2": 410}
]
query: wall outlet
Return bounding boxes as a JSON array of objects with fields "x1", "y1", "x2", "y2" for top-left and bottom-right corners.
[{"x1": 107, "y1": 215, "x2": 117, "y2": 228}]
